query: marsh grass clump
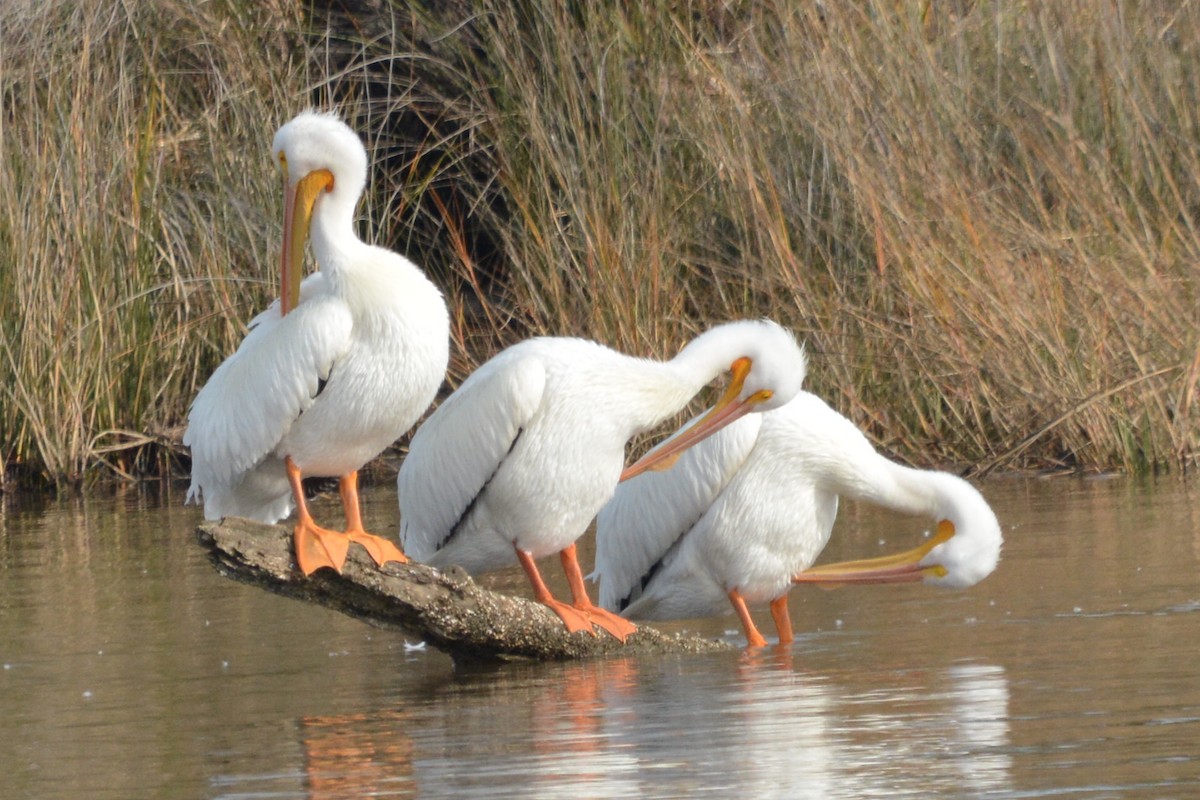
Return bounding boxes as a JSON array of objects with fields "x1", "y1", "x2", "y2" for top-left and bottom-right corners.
[
  {"x1": 336, "y1": 1, "x2": 1200, "y2": 473},
  {"x1": 2, "y1": 0, "x2": 1198, "y2": 486},
  {"x1": 0, "y1": 0, "x2": 300, "y2": 484}
]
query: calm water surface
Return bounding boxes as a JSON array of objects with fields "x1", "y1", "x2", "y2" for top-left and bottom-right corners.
[{"x1": 1, "y1": 476, "x2": 1198, "y2": 798}]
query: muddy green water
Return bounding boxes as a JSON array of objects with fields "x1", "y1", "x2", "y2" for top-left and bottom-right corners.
[{"x1": 1, "y1": 476, "x2": 1197, "y2": 798}]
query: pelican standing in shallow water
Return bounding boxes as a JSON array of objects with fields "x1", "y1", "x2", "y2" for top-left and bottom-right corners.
[
  {"x1": 592, "y1": 390, "x2": 1002, "y2": 647},
  {"x1": 185, "y1": 111, "x2": 449, "y2": 576},
  {"x1": 397, "y1": 320, "x2": 808, "y2": 641}
]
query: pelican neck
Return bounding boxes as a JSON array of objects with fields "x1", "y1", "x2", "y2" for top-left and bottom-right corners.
[{"x1": 308, "y1": 182, "x2": 367, "y2": 273}]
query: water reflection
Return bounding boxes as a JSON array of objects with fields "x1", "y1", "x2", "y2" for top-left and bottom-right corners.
[
  {"x1": 299, "y1": 709, "x2": 416, "y2": 797},
  {"x1": 284, "y1": 651, "x2": 1011, "y2": 799},
  {"x1": 2, "y1": 478, "x2": 1199, "y2": 798}
]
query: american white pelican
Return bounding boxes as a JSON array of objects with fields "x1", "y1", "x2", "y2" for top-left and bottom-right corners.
[
  {"x1": 397, "y1": 320, "x2": 807, "y2": 641},
  {"x1": 592, "y1": 390, "x2": 1002, "y2": 647},
  {"x1": 185, "y1": 111, "x2": 449, "y2": 575}
]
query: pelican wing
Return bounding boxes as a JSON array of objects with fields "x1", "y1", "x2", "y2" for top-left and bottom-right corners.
[
  {"x1": 184, "y1": 275, "x2": 353, "y2": 507},
  {"x1": 398, "y1": 349, "x2": 546, "y2": 561},
  {"x1": 593, "y1": 410, "x2": 762, "y2": 612}
]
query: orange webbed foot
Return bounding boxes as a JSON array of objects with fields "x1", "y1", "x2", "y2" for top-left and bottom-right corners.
[
  {"x1": 579, "y1": 606, "x2": 638, "y2": 643},
  {"x1": 727, "y1": 589, "x2": 769, "y2": 648},
  {"x1": 294, "y1": 522, "x2": 351, "y2": 576},
  {"x1": 743, "y1": 629, "x2": 769, "y2": 649},
  {"x1": 347, "y1": 530, "x2": 409, "y2": 568},
  {"x1": 540, "y1": 598, "x2": 600, "y2": 637}
]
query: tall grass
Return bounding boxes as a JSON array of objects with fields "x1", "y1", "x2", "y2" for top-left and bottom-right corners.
[
  {"x1": 352, "y1": 0, "x2": 1199, "y2": 473},
  {"x1": 2, "y1": 0, "x2": 1198, "y2": 487},
  {"x1": 0, "y1": 0, "x2": 300, "y2": 484}
]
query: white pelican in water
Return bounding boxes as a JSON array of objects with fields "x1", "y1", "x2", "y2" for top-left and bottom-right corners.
[
  {"x1": 185, "y1": 111, "x2": 449, "y2": 575},
  {"x1": 397, "y1": 320, "x2": 807, "y2": 641},
  {"x1": 593, "y1": 390, "x2": 1002, "y2": 647}
]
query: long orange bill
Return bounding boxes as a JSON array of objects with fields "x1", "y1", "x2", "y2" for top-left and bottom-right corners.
[
  {"x1": 792, "y1": 520, "x2": 956, "y2": 587},
  {"x1": 621, "y1": 357, "x2": 774, "y2": 481},
  {"x1": 280, "y1": 168, "x2": 333, "y2": 315}
]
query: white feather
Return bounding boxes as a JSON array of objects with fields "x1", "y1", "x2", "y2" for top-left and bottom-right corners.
[
  {"x1": 184, "y1": 275, "x2": 350, "y2": 518},
  {"x1": 593, "y1": 412, "x2": 760, "y2": 611},
  {"x1": 595, "y1": 391, "x2": 1003, "y2": 622},
  {"x1": 184, "y1": 111, "x2": 448, "y2": 525},
  {"x1": 398, "y1": 320, "x2": 809, "y2": 577}
]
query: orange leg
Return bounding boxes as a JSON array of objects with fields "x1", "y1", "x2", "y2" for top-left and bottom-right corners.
[
  {"x1": 728, "y1": 588, "x2": 768, "y2": 648},
  {"x1": 286, "y1": 456, "x2": 349, "y2": 576},
  {"x1": 769, "y1": 594, "x2": 794, "y2": 645},
  {"x1": 560, "y1": 544, "x2": 638, "y2": 643},
  {"x1": 339, "y1": 471, "x2": 408, "y2": 567},
  {"x1": 515, "y1": 547, "x2": 597, "y2": 636}
]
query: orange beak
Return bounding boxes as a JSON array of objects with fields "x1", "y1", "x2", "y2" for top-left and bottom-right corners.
[
  {"x1": 620, "y1": 356, "x2": 773, "y2": 481},
  {"x1": 792, "y1": 520, "x2": 955, "y2": 587},
  {"x1": 280, "y1": 168, "x2": 333, "y2": 315}
]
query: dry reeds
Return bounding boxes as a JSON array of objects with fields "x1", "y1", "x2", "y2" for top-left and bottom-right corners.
[
  {"x1": 3, "y1": 0, "x2": 1198, "y2": 486},
  {"x1": 0, "y1": 0, "x2": 300, "y2": 483},
  {"x1": 343, "y1": 1, "x2": 1200, "y2": 473}
]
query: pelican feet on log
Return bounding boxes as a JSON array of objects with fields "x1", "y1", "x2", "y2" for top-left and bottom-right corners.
[{"x1": 197, "y1": 517, "x2": 732, "y2": 663}]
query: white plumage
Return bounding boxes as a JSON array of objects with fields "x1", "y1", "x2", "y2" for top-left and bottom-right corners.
[
  {"x1": 398, "y1": 319, "x2": 807, "y2": 641},
  {"x1": 185, "y1": 111, "x2": 448, "y2": 574},
  {"x1": 593, "y1": 390, "x2": 1002, "y2": 647}
]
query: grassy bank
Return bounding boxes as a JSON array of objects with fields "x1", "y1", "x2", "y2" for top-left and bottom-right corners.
[
  {"x1": 2, "y1": 1, "x2": 1198, "y2": 488},
  {"x1": 0, "y1": 0, "x2": 303, "y2": 485}
]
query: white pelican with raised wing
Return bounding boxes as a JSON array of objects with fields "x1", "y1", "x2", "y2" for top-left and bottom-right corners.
[{"x1": 398, "y1": 320, "x2": 807, "y2": 641}]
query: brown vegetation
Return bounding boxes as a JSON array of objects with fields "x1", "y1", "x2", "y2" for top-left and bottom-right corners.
[{"x1": 2, "y1": 0, "x2": 1198, "y2": 487}]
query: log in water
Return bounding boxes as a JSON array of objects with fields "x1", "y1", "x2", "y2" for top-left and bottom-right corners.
[{"x1": 197, "y1": 517, "x2": 731, "y2": 663}]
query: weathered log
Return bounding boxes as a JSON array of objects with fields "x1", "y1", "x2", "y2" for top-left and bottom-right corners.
[{"x1": 197, "y1": 517, "x2": 731, "y2": 663}]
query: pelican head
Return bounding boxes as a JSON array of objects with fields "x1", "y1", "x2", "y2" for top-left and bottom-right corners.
[
  {"x1": 716, "y1": 319, "x2": 808, "y2": 413},
  {"x1": 919, "y1": 482, "x2": 1003, "y2": 588},
  {"x1": 621, "y1": 319, "x2": 807, "y2": 480},
  {"x1": 270, "y1": 111, "x2": 369, "y2": 314},
  {"x1": 795, "y1": 474, "x2": 1002, "y2": 589}
]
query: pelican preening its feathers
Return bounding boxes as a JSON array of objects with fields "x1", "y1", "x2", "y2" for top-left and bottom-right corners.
[
  {"x1": 397, "y1": 320, "x2": 808, "y2": 641},
  {"x1": 184, "y1": 111, "x2": 450, "y2": 576},
  {"x1": 186, "y1": 112, "x2": 1000, "y2": 645},
  {"x1": 593, "y1": 390, "x2": 1002, "y2": 647}
]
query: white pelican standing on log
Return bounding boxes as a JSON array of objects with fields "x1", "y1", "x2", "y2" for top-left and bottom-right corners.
[
  {"x1": 185, "y1": 111, "x2": 449, "y2": 576},
  {"x1": 592, "y1": 390, "x2": 1002, "y2": 647},
  {"x1": 397, "y1": 320, "x2": 807, "y2": 642}
]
